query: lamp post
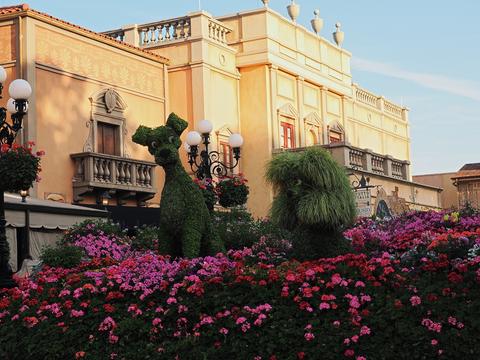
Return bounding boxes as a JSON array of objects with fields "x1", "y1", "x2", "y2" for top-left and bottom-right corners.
[
  {"x1": 0, "y1": 65, "x2": 32, "y2": 288},
  {"x1": 185, "y1": 119, "x2": 244, "y2": 181}
]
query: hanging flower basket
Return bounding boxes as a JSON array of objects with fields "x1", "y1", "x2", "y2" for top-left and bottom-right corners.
[
  {"x1": 0, "y1": 142, "x2": 43, "y2": 192},
  {"x1": 217, "y1": 174, "x2": 249, "y2": 208}
]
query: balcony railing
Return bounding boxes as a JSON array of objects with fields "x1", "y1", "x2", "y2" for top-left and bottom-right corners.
[
  {"x1": 353, "y1": 84, "x2": 406, "y2": 120},
  {"x1": 273, "y1": 142, "x2": 410, "y2": 181},
  {"x1": 102, "y1": 12, "x2": 232, "y2": 49},
  {"x1": 71, "y1": 152, "x2": 157, "y2": 205}
]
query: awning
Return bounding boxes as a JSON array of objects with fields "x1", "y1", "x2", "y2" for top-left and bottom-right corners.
[{"x1": 5, "y1": 193, "x2": 107, "y2": 229}]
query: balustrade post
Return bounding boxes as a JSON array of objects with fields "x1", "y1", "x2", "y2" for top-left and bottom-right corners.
[
  {"x1": 110, "y1": 160, "x2": 117, "y2": 184},
  {"x1": 131, "y1": 164, "x2": 137, "y2": 186},
  {"x1": 362, "y1": 149, "x2": 372, "y2": 172},
  {"x1": 121, "y1": 24, "x2": 140, "y2": 46},
  {"x1": 86, "y1": 155, "x2": 94, "y2": 183},
  {"x1": 402, "y1": 161, "x2": 410, "y2": 181},
  {"x1": 328, "y1": 143, "x2": 350, "y2": 167},
  {"x1": 377, "y1": 96, "x2": 384, "y2": 112},
  {"x1": 384, "y1": 155, "x2": 393, "y2": 177}
]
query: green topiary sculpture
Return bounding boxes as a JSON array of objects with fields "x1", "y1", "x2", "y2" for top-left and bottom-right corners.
[
  {"x1": 132, "y1": 113, "x2": 224, "y2": 258},
  {"x1": 266, "y1": 147, "x2": 356, "y2": 259}
]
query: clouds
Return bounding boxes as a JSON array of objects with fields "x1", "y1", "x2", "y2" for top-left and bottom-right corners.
[{"x1": 351, "y1": 57, "x2": 480, "y2": 102}]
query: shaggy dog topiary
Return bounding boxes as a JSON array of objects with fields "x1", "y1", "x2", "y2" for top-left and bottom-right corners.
[
  {"x1": 266, "y1": 147, "x2": 356, "y2": 259},
  {"x1": 132, "y1": 113, "x2": 224, "y2": 258}
]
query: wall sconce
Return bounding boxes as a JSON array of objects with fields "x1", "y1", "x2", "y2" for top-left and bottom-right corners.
[{"x1": 97, "y1": 191, "x2": 112, "y2": 207}]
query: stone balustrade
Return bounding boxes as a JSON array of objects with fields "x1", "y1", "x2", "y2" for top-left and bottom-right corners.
[
  {"x1": 70, "y1": 152, "x2": 157, "y2": 205},
  {"x1": 138, "y1": 16, "x2": 191, "y2": 46},
  {"x1": 207, "y1": 18, "x2": 230, "y2": 45},
  {"x1": 353, "y1": 84, "x2": 407, "y2": 120},
  {"x1": 102, "y1": 28, "x2": 125, "y2": 42},
  {"x1": 273, "y1": 143, "x2": 410, "y2": 181},
  {"x1": 102, "y1": 12, "x2": 233, "y2": 49}
]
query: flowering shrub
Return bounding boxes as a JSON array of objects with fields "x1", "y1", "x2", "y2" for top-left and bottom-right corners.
[
  {"x1": 1, "y1": 211, "x2": 480, "y2": 359},
  {"x1": 216, "y1": 174, "x2": 249, "y2": 208},
  {"x1": 0, "y1": 142, "x2": 43, "y2": 191}
]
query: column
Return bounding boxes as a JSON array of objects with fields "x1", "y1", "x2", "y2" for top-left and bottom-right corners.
[
  {"x1": 269, "y1": 65, "x2": 279, "y2": 149},
  {"x1": 320, "y1": 86, "x2": 329, "y2": 144},
  {"x1": 296, "y1": 76, "x2": 305, "y2": 147}
]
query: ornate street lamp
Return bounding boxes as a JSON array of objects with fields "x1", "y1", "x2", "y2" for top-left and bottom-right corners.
[
  {"x1": 185, "y1": 119, "x2": 243, "y2": 180},
  {"x1": 0, "y1": 65, "x2": 32, "y2": 288}
]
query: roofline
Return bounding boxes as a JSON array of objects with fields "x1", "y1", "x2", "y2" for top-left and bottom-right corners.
[
  {"x1": 413, "y1": 172, "x2": 457, "y2": 177},
  {"x1": 0, "y1": 4, "x2": 170, "y2": 65}
]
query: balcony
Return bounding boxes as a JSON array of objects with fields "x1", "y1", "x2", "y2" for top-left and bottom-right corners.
[
  {"x1": 273, "y1": 142, "x2": 410, "y2": 181},
  {"x1": 71, "y1": 152, "x2": 157, "y2": 206}
]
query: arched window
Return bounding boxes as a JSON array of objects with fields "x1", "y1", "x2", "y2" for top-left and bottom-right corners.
[{"x1": 304, "y1": 112, "x2": 322, "y2": 147}]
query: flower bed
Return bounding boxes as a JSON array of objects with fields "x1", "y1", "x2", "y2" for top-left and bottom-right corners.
[{"x1": 1, "y1": 211, "x2": 480, "y2": 359}]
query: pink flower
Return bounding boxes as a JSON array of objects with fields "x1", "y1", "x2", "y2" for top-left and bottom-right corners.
[
  {"x1": 410, "y1": 296, "x2": 421, "y2": 306},
  {"x1": 236, "y1": 317, "x2": 247, "y2": 325},
  {"x1": 219, "y1": 327, "x2": 229, "y2": 335},
  {"x1": 431, "y1": 339, "x2": 438, "y2": 346},
  {"x1": 356, "y1": 357, "x2": 367, "y2": 360},
  {"x1": 333, "y1": 320, "x2": 341, "y2": 327},
  {"x1": 304, "y1": 332, "x2": 315, "y2": 341},
  {"x1": 344, "y1": 349, "x2": 355, "y2": 357},
  {"x1": 319, "y1": 302, "x2": 330, "y2": 310},
  {"x1": 166, "y1": 297, "x2": 177, "y2": 304},
  {"x1": 360, "y1": 325, "x2": 371, "y2": 336}
]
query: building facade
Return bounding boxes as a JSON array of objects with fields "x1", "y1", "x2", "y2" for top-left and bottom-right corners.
[
  {"x1": 104, "y1": 4, "x2": 441, "y2": 216},
  {"x1": 0, "y1": 4, "x2": 169, "y2": 208},
  {"x1": 452, "y1": 164, "x2": 480, "y2": 209},
  {"x1": 0, "y1": 2, "x2": 442, "y2": 220}
]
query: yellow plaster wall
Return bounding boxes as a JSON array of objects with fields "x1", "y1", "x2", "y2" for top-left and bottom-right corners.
[
  {"x1": 239, "y1": 65, "x2": 272, "y2": 217},
  {"x1": 31, "y1": 20, "x2": 167, "y2": 205}
]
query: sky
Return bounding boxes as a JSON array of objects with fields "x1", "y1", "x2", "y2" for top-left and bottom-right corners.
[{"x1": 4, "y1": 0, "x2": 479, "y2": 175}]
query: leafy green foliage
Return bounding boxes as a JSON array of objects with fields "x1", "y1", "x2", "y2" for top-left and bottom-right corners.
[
  {"x1": 132, "y1": 113, "x2": 224, "y2": 258},
  {"x1": 266, "y1": 147, "x2": 356, "y2": 259},
  {"x1": 128, "y1": 225, "x2": 161, "y2": 252},
  {"x1": 40, "y1": 245, "x2": 84, "y2": 268},
  {"x1": 213, "y1": 209, "x2": 292, "y2": 250}
]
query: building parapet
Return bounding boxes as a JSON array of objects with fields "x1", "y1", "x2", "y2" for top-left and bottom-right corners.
[
  {"x1": 353, "y1": 84, "x2": 407, "y2": 120},
  {"x1": 102, "y1": 11, "x2": 233, "y2": 49},
  {"x1": 71, "y1": 152, "x2": 157, "y2": 205}
]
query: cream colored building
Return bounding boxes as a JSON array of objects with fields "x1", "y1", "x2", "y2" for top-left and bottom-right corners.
[
  {"x1": 0, "y1": 4, "x2": 169, "y2": 208},
  {"x1": 104, "y1": 3, "x2": 441, "y2": 216},
  {"x1": 0, "y1": 2, "x2": 442, "y2": 221}
]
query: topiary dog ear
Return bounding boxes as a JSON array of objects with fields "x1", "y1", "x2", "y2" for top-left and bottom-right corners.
[
  {"x1": 132, "y1": 125, "x2": 152, "y2": 146},
  {"x1": 166, "y1": 113, "x2": 188, "y2": 136}
]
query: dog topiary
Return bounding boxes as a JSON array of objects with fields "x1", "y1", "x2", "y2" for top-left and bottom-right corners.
[{"x1": 132, "y1": 113, "x2": 224, "y2": 258}]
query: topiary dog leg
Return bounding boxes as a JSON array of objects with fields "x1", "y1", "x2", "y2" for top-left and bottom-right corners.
[
  {"x1": 182, "y1": 220, "x2": 202, "y2": 258},
  {"x1": 204, "y1": 220, "x2": 225, "y2": 255},
  {"x1": 156, "y1": 226, "x2": 177, "y2": 257}
]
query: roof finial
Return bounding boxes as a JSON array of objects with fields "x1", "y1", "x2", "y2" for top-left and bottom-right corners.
[
  {"x1": 261, "y1": 0, "x2": 270, "y2": 7},
  {"x1": 287, "y1": 0, "x2": 300, "y2": 23},
  {"x1": 333, "y1": 22, "x2": 344, "y2": 47},
  {"x1": 311, "y1": 9, "x2": 323, "y2": 35}
]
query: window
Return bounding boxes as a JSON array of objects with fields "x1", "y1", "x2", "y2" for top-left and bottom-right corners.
[
  {"x1": 220, "y1": 142, "x2": 233, "y2": 169},
  {"x1": 97, "y1": 122, "x2": 119, "y2": 155},
  {"x1": 280, "y1": 122, "x2": 295, "y2": 149},
  {"x1": 329, "y1": 130, "x2": 342, "y2": 144}
]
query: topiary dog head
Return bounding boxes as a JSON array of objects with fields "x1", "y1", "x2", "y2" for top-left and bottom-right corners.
[{"x1": 132, "y1": 113, "x2": 188, "y2": 167}]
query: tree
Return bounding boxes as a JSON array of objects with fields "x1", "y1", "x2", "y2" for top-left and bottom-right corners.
[{"x1": 266, "y1": 147, "x2": 356, "y2": 259}]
